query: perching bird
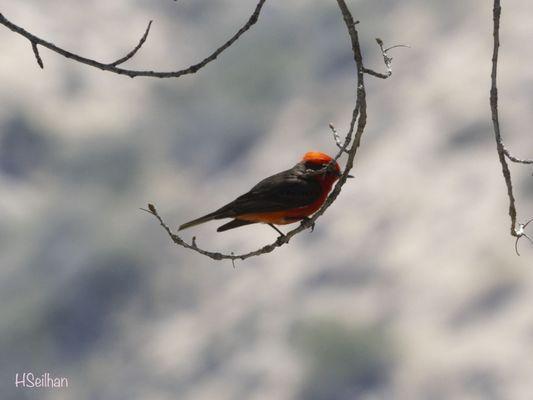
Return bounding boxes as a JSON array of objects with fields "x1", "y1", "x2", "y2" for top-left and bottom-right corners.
[{"x1": 179, "y1": 151, "x2": 349, "y2": 234}]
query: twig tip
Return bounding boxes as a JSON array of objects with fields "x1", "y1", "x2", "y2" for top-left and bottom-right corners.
[{"x1": 31, "y1": 41, "x2": 44, "y2": 69}]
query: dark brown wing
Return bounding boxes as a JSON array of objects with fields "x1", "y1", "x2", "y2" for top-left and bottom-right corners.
[{"x1": 211, "y1": 163, "x2": 322, "y2": 218}]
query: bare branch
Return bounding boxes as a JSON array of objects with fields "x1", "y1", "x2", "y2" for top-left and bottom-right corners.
[
  {"x1": 142, "y1": 204, "x2": 291, "y2": 262},
  {"x1": 490, "y1": 0, "x2": 517, "y2": 236},
  {"x1": 144, "y1": 0, "x2": 378, "y2": 262},
  {"x1": 490, "y1": 0, "x2": 533, "y2": 254},
  {"x1": 0, "y1": 0, "x2": 266, "y2": 78},
  {"x1": 107, "y1": 20, "x2": 152, "y2": 67}
]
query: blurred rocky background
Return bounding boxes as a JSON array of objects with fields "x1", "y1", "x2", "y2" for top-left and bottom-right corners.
[{"x1": 1, "y1": 0, "x2": 532, "y2": 399}]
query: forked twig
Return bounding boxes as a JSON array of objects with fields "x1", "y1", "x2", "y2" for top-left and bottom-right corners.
[{"x1": 363, "y1": 38, "x2": 410, "y2": 79}]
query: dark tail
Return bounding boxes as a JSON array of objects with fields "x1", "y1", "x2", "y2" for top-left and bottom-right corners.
[
  {"x1": 179, "y1": 211, "x2": 220, "y2": 231},
  {"x1": 179, "y1": 199, "x2": 243, "y2": 231},
  {"x1": 217, "y1": 219, "x2": 256, "y2": 232}
]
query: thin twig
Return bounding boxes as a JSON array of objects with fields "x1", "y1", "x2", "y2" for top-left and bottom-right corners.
[
  {"x1": 490, "y1": 0, "x2": 533, "y2": 255},
  {"x1": 503, "y1": 147, "x2": 533, "y2": 164},
  {"x1": 362, "y1": 38, "x2": 409, "y2": 79},
  {"x1": 107, "y1": 20, "x2": 152, "y2": 67},
  {"x1": 0, "y1": 0, "x2": 266, "y2": 78},
  {"x1": 31, "y1": 41, "x2": 43, "y2": 68},
  {"x1": 144, "y1": 0, "x2": 377, "y2": 262},
  {"x1": 329, "y1": 123, "x2": 349, "y2": 154}
]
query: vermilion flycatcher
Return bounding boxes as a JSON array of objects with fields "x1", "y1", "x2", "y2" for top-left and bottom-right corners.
[{"x1": 179, "y1": 151, "x2": 349, "y2": 233}]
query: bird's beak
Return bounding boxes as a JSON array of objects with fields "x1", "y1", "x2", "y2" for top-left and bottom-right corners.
[{"x1": 337, "y1": 171, "x2": 354, "y2": 178}]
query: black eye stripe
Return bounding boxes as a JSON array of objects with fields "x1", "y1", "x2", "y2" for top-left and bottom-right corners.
[{"x1": 305, "y1": 162, "x2": 324, "y2": 170}]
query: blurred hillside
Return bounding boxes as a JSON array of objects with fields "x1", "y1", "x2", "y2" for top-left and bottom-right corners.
[{"x1": 1, "y1": 0, "x2": 533, "y2": 399}]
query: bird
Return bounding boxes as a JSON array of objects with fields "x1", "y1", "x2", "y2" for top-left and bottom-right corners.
[{"x1": 178, "y1": 151, "x2": 350, "y2": 235}]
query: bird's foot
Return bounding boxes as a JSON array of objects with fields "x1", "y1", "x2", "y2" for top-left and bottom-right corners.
[
  {"x1": 275, "y1": 235, "x2": 287, "y2": 245},
  {"x1": 269, "y1": 225, "x2": 288, "y2": 245},
  {"x1": 268, "y1": 223, "x2": 286, "y2": 238},
  {"x1": 302, "y1": 217, "x2": 315, "y2": 232}
]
